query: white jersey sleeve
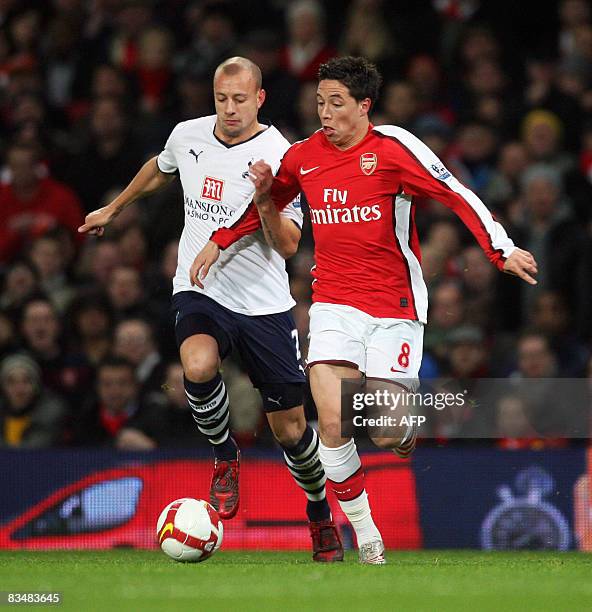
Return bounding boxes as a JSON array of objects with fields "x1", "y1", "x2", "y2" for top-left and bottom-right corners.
[
  {"x1": 157, "y1": 124, "x2": 181, "y2": 174},
  {"x1": 280, "y1": 194, "x2": 304, "y2": 229}
]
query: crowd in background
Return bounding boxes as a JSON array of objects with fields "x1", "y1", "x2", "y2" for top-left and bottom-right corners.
[{"x1": 1, "y1": 0, "x2": 592, "y2": 450}]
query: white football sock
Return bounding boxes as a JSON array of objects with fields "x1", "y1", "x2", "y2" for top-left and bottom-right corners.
[{"x1": 319, "y1": 439, "x2": 382, "y2": 546}]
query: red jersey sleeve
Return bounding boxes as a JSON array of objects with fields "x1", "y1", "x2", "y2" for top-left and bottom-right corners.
[
  {"x1": 376, "y1": 126, "x2": 516, "y2": 270},
  {"x1": 211, "y1": 145, "x2": 302, "y2": 250}
]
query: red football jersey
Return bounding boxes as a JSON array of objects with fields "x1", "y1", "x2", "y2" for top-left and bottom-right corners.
[{"x1": 212, "y1": 125, "x2": 516, "y2": 321}]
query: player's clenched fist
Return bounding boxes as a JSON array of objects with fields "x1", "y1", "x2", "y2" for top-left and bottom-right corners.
[
  {"x1": 190, "y1": 240, "x2": 220, "y2": 289},
  {"x1": 248, "y1": 160, "x2": 274, "y2": 206},
  {"x1": 503, "y1": 248, "x2": 538, "y2": 285}
]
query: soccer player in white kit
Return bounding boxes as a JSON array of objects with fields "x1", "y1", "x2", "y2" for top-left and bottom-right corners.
[
  {"x1": 192, "y1": 57, "x2": 539, "y2": 564},
  {"x1": 78, "y1": 57, "x2": 343, "y2": 562}
]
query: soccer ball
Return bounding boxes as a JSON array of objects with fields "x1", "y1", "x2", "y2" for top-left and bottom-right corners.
[{"x1": 157, "y1": 498, "x2": 223, "y2": 562}]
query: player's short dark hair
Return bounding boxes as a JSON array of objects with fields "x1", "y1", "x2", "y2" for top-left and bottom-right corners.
[{"x1": 318, "y1": 56, "x2": 383, "y2": 107}]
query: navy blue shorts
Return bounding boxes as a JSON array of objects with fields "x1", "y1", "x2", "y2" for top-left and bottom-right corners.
[{"x1": 172, "y1": 291, "x2": 306, "y2": 392}]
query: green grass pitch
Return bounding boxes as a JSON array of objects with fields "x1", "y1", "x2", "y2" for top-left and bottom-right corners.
[{"x1": 1, "y1": 550, "x2": 591, "y2": 611}]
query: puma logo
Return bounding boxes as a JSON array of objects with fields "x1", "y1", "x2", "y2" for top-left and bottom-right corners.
[
  {"x1": 189, "y1": 149, "x2": 203, "y2": 163},
  {"x1": 267, "y1": 397, "x2": 282, "y2": 407}
]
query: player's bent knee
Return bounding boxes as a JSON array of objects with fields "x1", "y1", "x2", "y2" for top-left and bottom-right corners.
[{"x1": 183, "y1": 356, "x2": 219, "y2": 383}]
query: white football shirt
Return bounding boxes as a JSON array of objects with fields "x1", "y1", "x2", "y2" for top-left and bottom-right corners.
[{"x1": 157, "y1": 115, "x2": 302, "y2": 315}]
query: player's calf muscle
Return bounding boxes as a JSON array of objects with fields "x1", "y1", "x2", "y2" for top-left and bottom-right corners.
[{"x1": 267, "y1": 407, "x2": 306, "y2": 447}]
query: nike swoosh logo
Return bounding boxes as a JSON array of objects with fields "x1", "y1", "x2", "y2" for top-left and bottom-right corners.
[
  {"x1": 159, "y1": 522, "x2": 174, "y2": 543},
  {"x1": 390, "y1": 368, "x2": 406, "y2": 373},
  {"x1": 300, "y1": 166, "x2": 320, "y2": 175}
]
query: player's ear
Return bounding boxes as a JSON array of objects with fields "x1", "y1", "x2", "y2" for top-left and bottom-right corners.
[
  {"x1": 359, "y1": 97, "x2": 372, "y2": 117},
  {"x1": 257, "y1": 88, "x2": 266, "y2": 109}
]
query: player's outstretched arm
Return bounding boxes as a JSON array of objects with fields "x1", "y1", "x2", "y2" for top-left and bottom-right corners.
[
  {"x1": 78, "y1": 156, "x2": 175, "y2": 235},
  {"x1": 378, "y1": 126, "x2": 537, "y2": 283},
  {"x1": 249, "y1": 160, "x2": 301, "y2": 258},
  {"x1": 502, "y1": 247, "x2": 538, "y2": 285}
]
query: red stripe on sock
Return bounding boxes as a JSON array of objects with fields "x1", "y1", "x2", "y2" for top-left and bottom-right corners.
[{"x1": 327, "y1": 467, "x2": 366, "y2": 502}]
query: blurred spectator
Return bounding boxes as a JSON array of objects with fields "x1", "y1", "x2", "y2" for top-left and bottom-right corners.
[
  {"x1": 559, "y1": 0, "x2": 591, "y2": 58},
  {"x1": 512, "y1": 332, "x2": 559, "y2": 379},
  {"x1": 296, "y1": 81, "x2": 320, "y2": 138},
  {"x1": 0, "y1": 142, "x2": 84, "y2": 262},
  {"x1": 66, "y1": 291, "x2": 113, "y2": 368},
  {"x1": 522, "y1": 53, "x2": 584, "y2": 151},
  {"x1": 20, "y1": 296, "x2": 90, "y2": 407},
  {"x1": 73, "y1": 355, "x2": 153, "y2": 447},
  {"x1": 5, "y1": 93, "x2": 69, "y2": 162},
  {"x1": 115, "y1": 223, "x2": 148, "y2": 271},
  {"x1": 242, "y1": 29, "x2": 300, "y2": 131},
  {"x1": 485, "y1": 141, "x2": 530, "y2": 216},
  {"x1": 7, "y1": 8, "x2": 41, "y2": 67},
  {"x1": 446, "y1": 324, "x2": 489, "y2": 378},
  {"x1": 509, "y1": 332, "x2": 586, "y2": 437},
  {"x1": 146, "y1": 238, "x2": 177, "y2": 306},
  {"x1": 108, "y1": 0, "x2": 154, "y2": 72},
  {"x1": 134, "y1": 26, "x2": 174, "y2": 115},
  {"x1": 177, "y1": 3, "x2": 236, "y2": 78},
  {"x1": 494, "y1": 394, "x2": 561, "y2": 450},
  {"x1": 65, "y1": 96, "x2": 144, "y2": 213},
  {"x1": 422, "y1": 219, "x2": 462, "y2": 276},
  {"x1": 173, "y1": 65, "x2": 212, "y2": 124},
  {"x1": 120, "y1": 361, "x2": 202, "y2": 448},
  {"x1": 424, "y1": 280, "x2": 465, "y2": 361},
  {"x1": 520, "y1": 109, "x2": 575, "y2": 177},
  {"x1": 460, "y1": 59, "x2": 509, "y2": 123},
  {"x1": 448, "y1": 120, "x2": 497, "y2": 196},
  {"x1": 380, "y1": 81, "x2": 419, "y2": 133},
  {"x1": 145, "y1": 238, "x2": 178, "y2": 359},
  {"x1": 0, "y1": 259, "x2": 39, "y2": 319},
  {"x1": 28, "y1": 231, "x2": 76, "y2": 312},
  {"x1": 413, "y1": 114, "x2": 453, "y2": 158},
  {"x1": 77, "y1": 239, "x2": 122, "y2": 290},
  {"x1": 532, "y1": 291, "x2": 590, "y2": 376},
  {"x1": 406, "y1": 54, "x2": 454, "y2": 123},
  {"x1": 339, "y1": 0, "x2": 396, "y2": 73},
  {"x1": 460, "y1": 246, "x2": 496, "y2": 331},
  {"x1": 512, "y1": 164, "x2": 588, "y2": 319},
  {"x1": 0, "y1": 353, "x2": 67, "y2": 448},
  {"x1": 281, "y1": 0, "x2": 335, "y2": 82},
  {"x1": 224, "y1": 358, "x2": 265, "y2": 448},
  {"x1": 106, "y1": 265, "x2": 146, "y2": 319},
  {"x1": 43, "y1": 15, "x2": 85, "y2": 112},
  {"x1": 113, "y1": 318, "x2": 164, "y2": 397}
]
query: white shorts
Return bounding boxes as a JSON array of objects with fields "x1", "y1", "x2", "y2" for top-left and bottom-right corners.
[{"x1": 307, "y1": 302, "x2": 424, "y2": 389}]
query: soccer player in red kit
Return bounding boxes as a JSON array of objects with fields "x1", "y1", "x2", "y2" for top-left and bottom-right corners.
[{"x1": 191, "y1": 57, "x2": 538, "y2": 564}]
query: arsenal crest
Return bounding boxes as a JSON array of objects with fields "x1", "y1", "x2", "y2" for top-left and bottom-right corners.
[{"x1": 360, "y1": 152, "x2": 377, "y2": 175}]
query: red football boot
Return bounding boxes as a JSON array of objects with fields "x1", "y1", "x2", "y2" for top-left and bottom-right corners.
[
  {"x1": 209, "y1": 449, "x2": 240, "y2": 520},
  {"x1": 309, "y1": 518, "x2": 344, "y2": 562}
]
